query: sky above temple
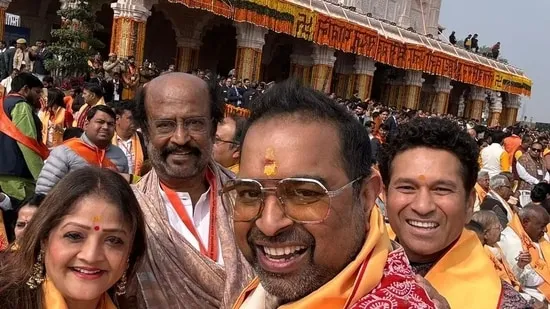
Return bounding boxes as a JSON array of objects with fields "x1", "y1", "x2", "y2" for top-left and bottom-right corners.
[{"x1": 440, "y1": 0, "x2": 548, "y2": 124}]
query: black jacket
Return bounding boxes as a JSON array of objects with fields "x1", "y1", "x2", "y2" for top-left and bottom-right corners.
[
  {"x1": 31, "y1": 48, "x2": 53, "y2": 75},
  {"x1": 480, "y1": 196, "x2": 509, "y2": 228}
]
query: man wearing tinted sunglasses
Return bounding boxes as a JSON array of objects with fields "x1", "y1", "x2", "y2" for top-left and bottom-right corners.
[
  {"x1": 227, "y1": 80, "x2": 438, "y2": 308},
  {"x1": 517, "y1": 141, "x2": 550, "y2": 206}
]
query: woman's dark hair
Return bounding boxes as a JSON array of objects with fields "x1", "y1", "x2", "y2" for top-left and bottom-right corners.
[
  {"x1": 17, "y1": 194, "x2": 46, "y2": 213},
  {"x1": 0, "y1": 167, "x2": 147, "y2": 309},
  {"x1": 46, "y1": 88, "x2": 66, "y2": 109},
  {"x1": 378, "y1": 117, "x2": 479, "y2": 195},
  {"x1": 241, "y1": 79, "x2": 372, "y2": 188}
]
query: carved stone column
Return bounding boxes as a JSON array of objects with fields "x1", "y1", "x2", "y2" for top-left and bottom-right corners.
[
  {"x1": 468, "y1": 86, "x2": 487, "y2": 121},
  {"x1": 433, "y1": 76, "x2": 452, "y2": 115},
  {"x1": 290, "y1": 54, "x2": 313, "y2": 86},
  {"x1": 397, "y1": 0, "x2": 412, "y2": 29},
  {"x1": 176, "y1": 37, "x2": 201, "y2": 73},
  {"x1": 310, "y1": 45, "x2": 336, "y2": 93},
  {"x1": 234, "y1": 22, "x2": 267, "y2": 81},
  {"x1": 0, "y1": 0, "x2": 11, "y2": 41},
  {"x1": 502, "y1": 94, "x2": 521, "y2": 126},
  {"x1": 354, "y1": 56, "x2": 376, "y2": 100},
  {"x1": 488, "y1": 91, "x2": 503, "y2": 127},
  {"x1": 110, "y1": 0, "x2": 151, "y2": 65},
  {"x1": 457, "y1": 93, "x2": 466, "y2": 118},
  {"x1": 403, "y1": 70, "x2": 423, "y2": 110},
  {"x1": 334, "y1": 56, "x2": 355, "y2": 98}
]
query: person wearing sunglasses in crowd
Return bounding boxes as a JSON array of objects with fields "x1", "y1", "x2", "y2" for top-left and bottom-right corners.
[
  {"x1": 226, "y1": 80, "x2": 439, "y2": 308},
  {"x1": 379, "y1": 117, "x2": 528, "y2": 308},
  {"x1": 0, "y1": 166, "x2": 146, "y2": 309},
  {"x1": 517, "y1": 141, "x2": 550, "y2": 206}
]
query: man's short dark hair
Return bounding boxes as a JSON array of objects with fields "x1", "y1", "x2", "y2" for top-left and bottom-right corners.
[
  {"x1": 63, "y1": 127, "x2": 83, "y2": 141},
  {"x1": 43, "y1": 75, "x2": 54, "y2": 85},
  {"x1": 87, "y1": 105, "x2": 116, "y2": 121},
  {"x1": 10, "y1": 72, "x2": 43, "y2": 92},
  {"x1": 114, "y1": 100, "x2": 135, "y2": 117},
  {"x1": 226, "y1": 114, "x2": 247, "y2": 147},
  {"x1": 490, "y1": 130, "x2": 506, "y2": 144},
  {"x1": 241, "y1": 79, "x2": 372, "y2": 187},
  {"x1": 378, "y1": 117, "x2": 479, "y2": 195},
  {"x1": 84, "y1": 82, "x2": 104, "y2": 98},
  {"x1": 531, "y1": 183, "x2": 550, "y2": 203},
  {"x1": 18, "y1": 194, "x2": 46, "y2": 212},
  {"x1": 135, "y1": 78, "x2": 223, "y2": 137}
]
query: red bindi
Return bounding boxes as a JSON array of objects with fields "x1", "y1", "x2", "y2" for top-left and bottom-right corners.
[{"x1": 94, "y1": 226, "x2": 100, "y2": 231}]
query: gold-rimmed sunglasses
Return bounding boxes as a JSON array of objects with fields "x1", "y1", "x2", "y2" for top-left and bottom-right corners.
[{"x1": 221, "y1": 177, "x2": 361, "y2": 224}]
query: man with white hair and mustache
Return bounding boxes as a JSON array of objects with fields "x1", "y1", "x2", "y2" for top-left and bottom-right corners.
[
  {"x1": 480, "y1": 174, "x2": 514, "y2": 227},
  {"x1": 126, "y1": 73, "x2": 253, "y2": 308}
]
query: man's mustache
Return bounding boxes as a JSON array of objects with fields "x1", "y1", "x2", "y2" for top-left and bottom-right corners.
[
  {"x1": 247, "y1": 225, "x2": 315, "y2": 249},
  {"x1": 161, "y1": 144, "x2": 201, "y2": 157}
]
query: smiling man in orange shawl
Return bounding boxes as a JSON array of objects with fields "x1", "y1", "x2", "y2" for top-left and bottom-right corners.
[
  {"x1": 379, "y1": 117, "x2": 528, "y2": 308},
  {"x1": 228, "y1": 81, "x2": 435, "y2": 309},
  {"x1": 499, "y1": 205, "x2": 550, "y2": 303},
  {"x1": 112, "y1": 101, "x2": 146, "y2": 176}
]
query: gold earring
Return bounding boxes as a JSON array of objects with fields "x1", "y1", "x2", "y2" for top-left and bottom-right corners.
[
  {"x1": 115, "y1": 271, "x2": 127, "y2": 296},
  {"x1": 26, "y1": 248, "x2": 45, "y2": 289}
]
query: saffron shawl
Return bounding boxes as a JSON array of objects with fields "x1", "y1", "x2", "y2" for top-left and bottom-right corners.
[{"x1": 129, "y1": 164, "x2": 254, "y2": 308}]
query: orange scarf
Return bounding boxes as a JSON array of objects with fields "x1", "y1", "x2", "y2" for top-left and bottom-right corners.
[
  {"x1": 484, "y1": 245, "x2": 521, "y2": 291},
  {"x1": 425, "y1": 230, "x2": 502, "y2": 309},
  {"x1": 509, "y1": 213, "x2": 550, "y2": 299},
  {"x1": 233, "y1": 208, "x2": 395, "y2": 308},
  {"x1": 64, "y1": 138, "x2": 118, "y2": 171},
  {"x1": 475, "y1": 183, "x2": 488, "y2": 201},
  {"x1": 42, "y1": 277, "x2": 116, "y2": 309},
  {"x1": 111, "y1": 132, "x2": 144, "y2": 175},
  {"x1": 0, "y1": 212, "x2": 8, "y2": 251},
  {"x1": 0, "y1": 95, "x2": 50, "y2": 160},
  {"x1": 40, "y1": 107, "x2": 66, "y2": 147},
  {"x1": 74, "y1": 98, "x2": 106, "y2": 128}
]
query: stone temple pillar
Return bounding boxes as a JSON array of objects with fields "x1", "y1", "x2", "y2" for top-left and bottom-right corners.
[
  {"x1": 290, "y1": 54, "x2": 313, "y2": 86},
  {"x1": 234, "y1": 22, "x2": 267, "y2": 82},
  {"x1": 488, "y1": 91, "x2": 503, "y2": 127},
  {"x1": 0, "y1": 0, "x2": 10, "y2": 41},
  {"x1": 333, "y1": 57, "x2": 355, "y2": 99},
  {"x1": 354, "y1": 56, "x2": 376, "y2": 101},
  {"x1": 176, "y1": 37, "x2": 201, "y2": 73},
  {"x1": 502, "y1": 94, "x2": 521, "y2": 126},
  {"x1": 402, "y1": 70, "x2": 423, "y2": 110},
  {"x1": 110, "y1": 0, "x2": 151, "y2": 65},
  {"x1": 468, "y1": 86, "x2": 487, "y2": 121},
  {"x1": 310, "y1": 45, "x2": 336, "y2": 93},
  {"x1": 433, "y1": 76, "x2": 452, "y2": 115}
]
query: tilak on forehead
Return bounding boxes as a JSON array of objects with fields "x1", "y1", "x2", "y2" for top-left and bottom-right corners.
[
  {"x1": 92, "y1": 215, "x2": 102, "y2": 231},
  {"x1": 264, "y1": 147, "x2": 278, "y2": 177}
]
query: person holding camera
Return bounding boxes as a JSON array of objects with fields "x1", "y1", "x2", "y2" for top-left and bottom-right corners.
[{"x1": 103, "y1": 52, "x2": 125, "y2": 81}]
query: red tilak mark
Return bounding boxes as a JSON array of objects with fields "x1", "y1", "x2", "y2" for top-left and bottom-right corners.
[{"x1": 94, "y1": 226, "x2": 100, "y2": 231}]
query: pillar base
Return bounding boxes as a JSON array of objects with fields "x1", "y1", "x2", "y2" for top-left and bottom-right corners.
[
  {"x1": 235, "y1": 47, "x2": 262, "y2": 81},
  {"x1": 469, "y1": 99, "x2": 485, "y2": 121},
  {"x1": 290, "y1": 63, "x2": 312, "y2": 86},
  {"x1": 310, "y1": 64, "x2": 333, "y2": 93},
  {"x1": 433, "y1": 92, "x2": 450, "y2": 115},
  {"x1": 176, "y1": 46, "x2": 199, "y2": 73},
  {"x1": 403, "y1": 85, "x2": 421, "y2": 110},
  {"x1": 355, "y1": 74, "x2": 374, "y2": 101}
]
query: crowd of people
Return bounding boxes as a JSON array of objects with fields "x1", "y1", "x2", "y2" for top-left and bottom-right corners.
[{"x1": 1, "y1": 42, "x2": 550, "y2": 309}]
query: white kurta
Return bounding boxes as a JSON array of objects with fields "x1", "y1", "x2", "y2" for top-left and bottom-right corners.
[{"x1": 498, "y1": 227, "x2": 546, "y2": 302}]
